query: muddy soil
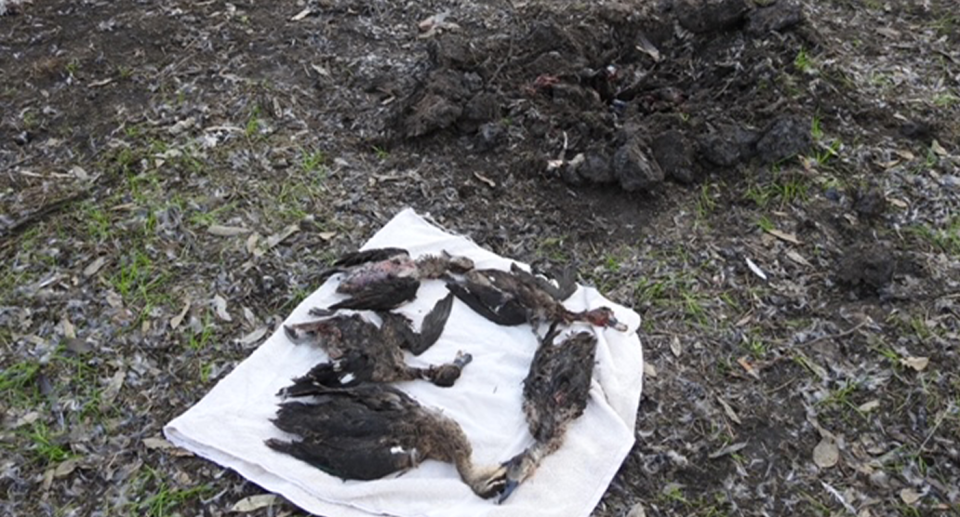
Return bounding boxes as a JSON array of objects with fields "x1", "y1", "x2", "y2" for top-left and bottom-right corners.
[{"x1": 2, "y1": 0, "x2": 959, "y2": 516}]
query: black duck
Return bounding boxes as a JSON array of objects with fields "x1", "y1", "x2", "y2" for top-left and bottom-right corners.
[
  {"x1": 283, "y1": 293, "x2": 471, "y2": 389},
  {"x1": 266, "y1": 383, "x2": 509, "y2": 499},
  {"x1": 446, "y1": 264, "x2": 627, "y2": 332},
  {"x1": 499, "y1": 324, "x2": 599, "y2": 502},
  {"x1": 320, "y1": 248, "x2": 474, "y2": 311}
]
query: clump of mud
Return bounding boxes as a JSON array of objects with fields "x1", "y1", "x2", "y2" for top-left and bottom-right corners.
[{"x1": 390, "y1": 0, "x2": 813, "y2": 192}]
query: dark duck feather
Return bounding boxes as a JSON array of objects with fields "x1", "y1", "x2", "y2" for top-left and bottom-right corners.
[
  {"x1": 283, "y1": 293, "x2": 471, "y2": 389},
  {"x1": 446, "y1": 263, "x2": 627, "y2": 332},
  {"x1": 319, "y1": 248, "x2": 474, "y2": 311},
  {"x1": 266, "y1": 383, "x2": 509, "y2": 499},
  {"x1": 498, "y1": 324, "x2": 599, "y2": 502}
]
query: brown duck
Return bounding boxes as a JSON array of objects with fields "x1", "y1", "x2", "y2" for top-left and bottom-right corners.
[
  {"x1": 498, "y1": 324, "x2": 600, "y2": 502},
  {"x1": 319, "y1": 247, "x2": 474, "y2": 311},
  {"x1": 266, "y1": 383, "x2": 509, "y2": 499},
  {"x1": 446, "y1": 263, "x2": 627, "y2": 332},
  {"x1": 283, "y1": 293, "x2": 470, "y2": 389}
]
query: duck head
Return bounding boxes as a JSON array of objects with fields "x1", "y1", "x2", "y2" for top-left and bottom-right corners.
[
  {"x1": 582, "y1": 307, "x2": 628, "y2": 331},
  {"x1": 442, "y1": 250, "x2": 475, "y2": 274},
  {"x1": 416, "y1": 251, "x2": 475, "y2": 278}
]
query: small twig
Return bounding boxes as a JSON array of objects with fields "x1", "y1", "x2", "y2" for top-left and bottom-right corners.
[
  {"x1": 800, "y1": 320, "x2": 868, "y2": 348},
  {"x1": 917, "y1": 403, "x2": 955, "y2": 453},
  {"x1": 5, "y1": 153, "x2": 36, "y2": 169}
]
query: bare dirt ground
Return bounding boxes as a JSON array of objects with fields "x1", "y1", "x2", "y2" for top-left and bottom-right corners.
[{"x1": 2, "y1": 0, "x2": 960, "y2": 515}]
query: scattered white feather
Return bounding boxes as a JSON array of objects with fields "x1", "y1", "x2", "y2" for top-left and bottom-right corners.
[{"x1": 745, "y1": 257, "x2": 768, "y2": 281}]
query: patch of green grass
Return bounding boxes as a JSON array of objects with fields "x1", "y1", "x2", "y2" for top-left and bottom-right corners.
[
  {"x1": 867, "y1": 71, "x2": 894, "y2": 90},
  {"x1": 681, "y1": 292, "x2": 708, "y2": 326},
  {"x1": 536, "y1": 236, "x2": 570, "y2": 262},
  {"x1": 301, "y1": 149, "x2": 327, "y2": 174},
  {"x1": 793, "y1": 47, "x2": 812, "y2": 73},
  {"x1": 770, "y1": 174, "x2": 809, "y2": 205},
  {"x1": 906, "y1": 217, "x2": 960, "y2": 256},
  {"x1": 245, "y1": 105, "x2": 263, "y2": 139},
  {"x1": 696, "y1": 183, "x2": 719, "y2": 219},
  {"x1": 131, "y1": 467, "x2": 213, "y2": 517},
  {"x1": 744, "y1": 183, "x2": 772, "y2": 208},
  {"x1": 603, "y1": 254, "x2": 621, "y2": 273},
  {"x1": 756, "y1": 215, "x2": 774, "y2": 232},
  {"x1": 84, "y1": 205, "x2": 113, "y2": 242},
  {"x1": 933, "y1": 91, "x2": 959, "y2": 108},
  {"x1": 875, "y1": 345, "x2": 901, "y2": 366},
  {"x1": 187, "y1": 314, "x2": 215, "y2": 351},
  {"x1": 660, "y1": 484, "x2": 690, "y2": 506},
  {"x1": 0, "y1": 360, "x2": 42, "y2": 409},
  {"x1": 25, "y1": 421, "x2": 74, "y2": 465},
  {"x1": 372, "y1": 145, "x2": 390, "y2": 160},
  {"x1": 199, "y1": 362, "x2": 214, "y2": 383},
  {"x1": 930, "y1": 12, "x2": 957, "y2": 38},
  {"x1": 65, "y1": 59, "x2": 80, "y2": 76},
  {"x1": 187, "y1": 201, "x2": 236, "y2": 227},
  {"x1": 109, "y1": 250, "x2": 170, "y2": 320},
  {"x1": 22, "y1": 109, "x2": 40, "y2": 130},
  {"x1": 279, "y1": 286, "x2": 313, "y2": 313},
  {"x1": 744, "y1": 336, "x2": 768, "y2": 359},
  {"x1": 819, "y1": 379, "x2": 862, "y2": 414},
  {"x1": 811, "y1": 114, "x2": 824, "y2": 141},
  {"x1": 634, "y1": 277, "x2": 666, "y2": 307},
  {"x1": 813, "y1": 139, "x2": 842, "y2": 166}
]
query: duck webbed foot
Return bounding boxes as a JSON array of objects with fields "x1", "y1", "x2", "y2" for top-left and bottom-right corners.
[
  {"x1": 418, "y1": 351, "x2": 473, "y2": 387},
  {"x1": 467, "y1": 463, "x2": 510, "y2": 500},
  {"x1": 495, "y1": 443, "x2": 552, "y2": 503}
]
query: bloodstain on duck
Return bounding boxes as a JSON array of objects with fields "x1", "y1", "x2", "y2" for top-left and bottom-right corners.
[
  {"x1": 498, "y1": 324, "x2": 600, "y2": 502},
  {"x1": 319, "y1": 248, "x2": 474, "y2": 311}
]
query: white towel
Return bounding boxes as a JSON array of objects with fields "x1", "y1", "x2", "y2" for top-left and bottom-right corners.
[{"x1": 164, "y1": 208, "x2": 644, "y2": 517}]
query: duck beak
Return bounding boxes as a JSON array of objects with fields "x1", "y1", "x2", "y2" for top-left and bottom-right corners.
[
  {"x1": 608, "y1": 315, "x2": 629, "y2": 332},
  {"x1": 497, "y1": 478, "x2": 520, "y2": 504}
]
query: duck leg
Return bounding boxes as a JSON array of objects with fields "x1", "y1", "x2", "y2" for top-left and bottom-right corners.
[
  {"x1": 327, "y1": 276, "x2": 420, "y2": 312},
  {"x1": 400, "y1": 351, "x2": 473, "y2": 387},
  {"x1": 497, "y1": 438, "x2": 560, "y2": 503}
]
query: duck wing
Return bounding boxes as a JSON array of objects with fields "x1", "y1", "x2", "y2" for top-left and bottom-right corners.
[
  {"x1": 267, "y1": 391, "x2": 420, "y2": 480},
  {"x1": 446, "y1": 280, "x2": 527, "y2": 326},
  {"x1": 266, "y1": 436, "x2": 416, "y2": 480},
  {"x1": 509, "y1": 263, "x2": 577, "y2": 301},
  {"x1": 333, "y1": 248, "x2": 409, "y2": 268},
  {"x1": 403, "y1": 292, "x2": 455, "y2": 355},
  {"x1": 279, "y1": 351, "x2": 375, "y2": 396},
  {"x1": 328, "y1": 276, "x2": 419, "y2": 311}
]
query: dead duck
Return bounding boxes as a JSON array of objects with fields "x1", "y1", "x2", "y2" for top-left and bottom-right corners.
[
  {"x1": 319, "y1": 248, "x2": 474, "y2": 311},
  {"x1": 266, "y1": 383, "x2": 509, "y2": 499},
  {"x1": 283, "y1": 293, "x2": 471, "y2": 388},
  {"x1": 498, "y1": 324, "x2": 599, "y2": 502},
  {"x1": 446, "y1": 263, "x2": 628, "y2": 332}
]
